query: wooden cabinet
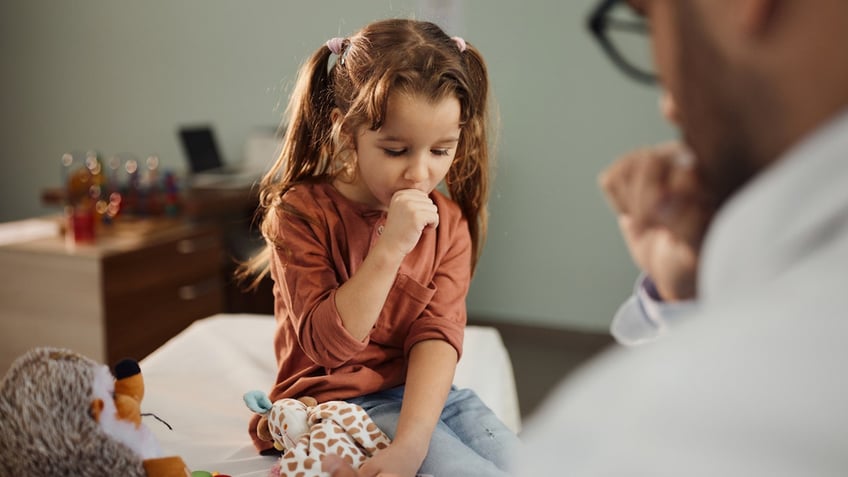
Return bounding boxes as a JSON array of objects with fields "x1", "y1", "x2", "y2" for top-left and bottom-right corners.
[{"x1": 0, "y1": 218, "x2": 224, "y2": 374}]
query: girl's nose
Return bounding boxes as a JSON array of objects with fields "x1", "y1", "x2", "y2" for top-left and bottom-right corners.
[{"x1": 404, "y1": 155, "x2": 428, "y2": 184}]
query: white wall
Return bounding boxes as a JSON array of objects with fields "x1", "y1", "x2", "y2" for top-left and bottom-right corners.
[{"x1": 0, "y1": 0, "x2": 673, "y2": 332}]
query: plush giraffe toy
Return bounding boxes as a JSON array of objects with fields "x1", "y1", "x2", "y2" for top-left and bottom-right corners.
[{"x1": 244, "y1": 391, "x2": 391, "y2": 477}]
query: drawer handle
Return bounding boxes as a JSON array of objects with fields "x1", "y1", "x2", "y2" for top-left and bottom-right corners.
[
  {"x1": 178, "y1": 278, "x2": 220, "y2": 300},
  {"x1": 176, "y1": 236, "x2": 218, "y2": 254}
]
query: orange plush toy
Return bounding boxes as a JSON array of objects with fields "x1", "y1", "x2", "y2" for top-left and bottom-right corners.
[
  {"x1": 108, "y1": 358, "x2": 193, "y2": 476},
  {"x1": 0, "y1": 347, "x2": 191, "y2": 476}
]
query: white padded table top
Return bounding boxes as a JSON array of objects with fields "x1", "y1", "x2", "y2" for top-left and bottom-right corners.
[{"x1": 141, "y1": 314, "x2": 520, "y2": 476}]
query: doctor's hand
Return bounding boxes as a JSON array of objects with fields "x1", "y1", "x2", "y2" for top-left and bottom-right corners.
[
  {"x1": 380, "y1": 189, "x2": 439, "y2": 258},
  {"x1": 599, "y1": 142, "x2": 714, "y2": 301}
]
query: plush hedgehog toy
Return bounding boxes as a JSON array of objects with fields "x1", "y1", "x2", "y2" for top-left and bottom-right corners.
[{"x1": 0, "y1": 347, "x2": 191, "y2": 476}]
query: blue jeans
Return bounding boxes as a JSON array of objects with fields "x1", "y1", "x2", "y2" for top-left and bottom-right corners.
[{"x1": 347, "y1": 385, "x2": 522, "y2": 476}]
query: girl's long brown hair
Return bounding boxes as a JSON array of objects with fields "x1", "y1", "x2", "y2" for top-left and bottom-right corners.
[{"x1": 239, "y1": 19, "x2": 491, "y2": 288}]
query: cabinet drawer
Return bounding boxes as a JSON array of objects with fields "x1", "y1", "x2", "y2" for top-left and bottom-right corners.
[
  {"x1": 100, "y1": 224, "x2": 226, "y2": 364},
  {"x1": 102, "y1": 227, "x2": 223, "y2": 296},
  {"x1": 104, "y1": 276, "x2": 224, "y2": 363}
]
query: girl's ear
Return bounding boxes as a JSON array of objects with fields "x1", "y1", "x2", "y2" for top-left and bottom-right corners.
[
  {"x1": 332, "y1": 107, "x2": 358, "y2": 152},
  {"x1": 331, "y1": 107, "x2": 353, "y2": 141},
  {"x1": 331, "y1": 107, "x2": 343, "y2": 125}
]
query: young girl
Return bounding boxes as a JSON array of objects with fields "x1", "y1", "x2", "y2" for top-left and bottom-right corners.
[{"x1": 242, "y1": 18, "x2": 520, "y2": 476}]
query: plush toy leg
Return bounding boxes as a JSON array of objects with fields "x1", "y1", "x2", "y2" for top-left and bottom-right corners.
[{"x1": 143, "y1": 456, "x2": 191, "y2": 477}]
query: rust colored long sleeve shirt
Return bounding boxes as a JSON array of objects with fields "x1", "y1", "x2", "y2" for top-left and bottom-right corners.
[{"x1": 250, "y1": 182, "x2": 471, "y2": 450}]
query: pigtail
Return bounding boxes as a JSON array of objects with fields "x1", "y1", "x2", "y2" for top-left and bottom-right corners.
[
  {"x1": 260, "y1": 45, "x2": 336, "y2": 205},
  {"x1": 236, "y1": 45, "x2": 338, "y2": 288},
  {"x1": 446, "y1": 42, "x2": 491, "y2": 273}
]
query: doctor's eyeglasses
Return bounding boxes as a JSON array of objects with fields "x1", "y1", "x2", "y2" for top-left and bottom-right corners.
[{"x1": 588, "y1": 0, "x2": 658, "y2": 85}]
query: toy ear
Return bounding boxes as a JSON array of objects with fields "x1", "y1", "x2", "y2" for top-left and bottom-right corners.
[
  {"x1": 90, "y1": 398, "x2": 104, "y2": 422},
  {"x1": 256, "y1": 415, "x2": 273, "y2": 442},
  {"x1": 244, "y1": 390, "x2": 273, "y2": 414},
  {"x1": 298, "y1": 396, "x2": 318, "y2": 408}
]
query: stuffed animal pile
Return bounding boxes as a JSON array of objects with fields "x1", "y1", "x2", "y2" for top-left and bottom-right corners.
[
  {"x1": 0, "y1": 347, "x2": 191, "y2": 476},
  {"x1": 244, "y1": 391, "x2": 391, "y2": 477}
]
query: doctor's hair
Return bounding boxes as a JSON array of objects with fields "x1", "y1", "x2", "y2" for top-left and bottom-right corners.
[{"x1": 240, "y1": 18, "x2": 491, "y2": 287}]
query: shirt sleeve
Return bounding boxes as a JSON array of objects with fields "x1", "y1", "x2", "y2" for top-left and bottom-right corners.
[
  {"x1": 609, "y1": 274, "x2": 699, "y2": 346},
  {"x1": 403, "y1": 212, "x2": 471, "y2": 360},
  {"x1": 273, "y1": 207, "x2": 368, "y2": 368}
]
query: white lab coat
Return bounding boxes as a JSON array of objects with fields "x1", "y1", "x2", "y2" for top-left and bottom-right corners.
[{"x1": 516, "y1": 109, "x2": 848, "y2": 476}]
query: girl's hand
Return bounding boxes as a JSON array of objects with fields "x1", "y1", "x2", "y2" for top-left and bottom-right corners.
[
  {"x1": 599, "y1": 142, "x2": 714, "y2": 301},
  {"x1": 379, "y1": 189, "x2": 439, "y2": 257},
  {"x1": 356, "y1": 440, "x2": 424, "y2": 477},
  {"x1": 322, "y1": 453, "x2": 401, "y2": 477}
]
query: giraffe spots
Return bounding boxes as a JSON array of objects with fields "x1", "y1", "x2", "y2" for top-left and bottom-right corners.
[{"x1": 265, "y1": 400, "x2": 391, "y2": 476}]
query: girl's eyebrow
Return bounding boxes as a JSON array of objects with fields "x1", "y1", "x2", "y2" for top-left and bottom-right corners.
[
  {"x1": 376, "y1": 135, "x2": 407, "y2": 142},
  {"x1": 378, "y1": 135, "x2": 460, "y2": 143}
]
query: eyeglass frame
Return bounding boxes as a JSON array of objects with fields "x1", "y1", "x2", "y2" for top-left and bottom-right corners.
[{"x1": 587, "y1": 0, "x2": 659, "y2": 85}]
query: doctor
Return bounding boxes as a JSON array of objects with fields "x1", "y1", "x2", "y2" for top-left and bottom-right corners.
[{"x1": 515, "y1": 0, "x2": 848, "y2": 475}]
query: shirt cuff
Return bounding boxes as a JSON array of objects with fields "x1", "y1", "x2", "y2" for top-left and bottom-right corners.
[
  {"x1": 610, "y1": 274, "x2": 698, "y2": 346},
  {"x1": 303, "y1": 289, "x2": 369, "y2": 367},
  {"x1": 404, "y1": 317, "x2": 464, "y2": 360}
]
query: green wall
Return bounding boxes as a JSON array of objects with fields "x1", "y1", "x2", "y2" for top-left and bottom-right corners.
[{"x1": 0, "y1": 0, "x2": 674, "y2": 331}]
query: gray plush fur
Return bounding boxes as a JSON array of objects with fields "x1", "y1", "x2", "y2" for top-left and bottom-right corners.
[{"x1": 0, "y1": 347, "x2": 146, "y2": 476}]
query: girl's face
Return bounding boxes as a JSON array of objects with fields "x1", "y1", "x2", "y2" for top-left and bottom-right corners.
[{"x1": 342, "y1": 92, "x2": 461, "y2": 210}]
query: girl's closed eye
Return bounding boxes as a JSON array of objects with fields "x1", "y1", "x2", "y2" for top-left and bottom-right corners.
[
  {"x1": 383, "y1": 148, "x2": 406, "y2": 157},
  {"x1": 383, "y1": 148, "x2": 452, "y2": 157}
]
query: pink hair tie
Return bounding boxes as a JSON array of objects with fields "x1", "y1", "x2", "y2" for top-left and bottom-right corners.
[
  {"x1": 451, "y1": 36, "x2": 467, "y2": 53},
  {"x1": 326, "y1": 37, "x2": 345, "y2": 55}
]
